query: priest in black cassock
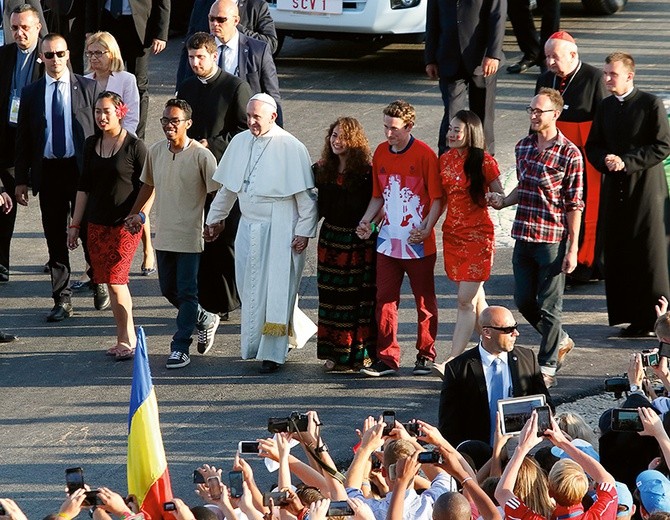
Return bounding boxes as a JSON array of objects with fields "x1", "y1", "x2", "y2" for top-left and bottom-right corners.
[
  {"x1": 177, "y1": 31, "x2": 252, "y2": 318},
  {"x1": 586, "y1": 52, "x2": 670, "y2": 337},
  {"x1": 536, "y1": 31, "x2": 607, "y2": 282}
]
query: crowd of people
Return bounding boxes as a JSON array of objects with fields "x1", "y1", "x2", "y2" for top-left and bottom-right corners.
[{"x1": 1, "y1": 0, "x2": 670, "y2": 383}]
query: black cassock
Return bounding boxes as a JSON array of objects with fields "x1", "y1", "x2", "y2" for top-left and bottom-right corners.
[
  {"x1": 177, "y1": 68, "x2": 252, "y2": 314},
  {"x1": 586, "y1": 88, "x2": 670, "y2": 329}
]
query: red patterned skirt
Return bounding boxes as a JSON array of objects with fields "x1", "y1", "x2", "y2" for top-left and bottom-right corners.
[{"x1": 87, "y1": 222, "x2": 141, "y2": 285}]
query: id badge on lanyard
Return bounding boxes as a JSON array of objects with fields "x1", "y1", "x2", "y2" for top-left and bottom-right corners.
[{"x1": 9, "y1": 90, "x2": 20, "y2": 125}]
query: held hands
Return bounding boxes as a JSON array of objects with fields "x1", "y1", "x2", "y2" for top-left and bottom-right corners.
[
  {"x1": 291, "y1": 235, "x2": 309, "y2": 254},
  {"x1": 67, "y1": 226, "x2": 80, "y2": 250},
  {"x1": 408, "y1": 224, "x2": 429, "y2": 245},
  {"x1": 204, "y1": 221, "x2": 225, "y2": 242},
  {"x1": 124, "y1": 215, "x2": 143, "y2": 235},
  {"x1": 356, "y1": 221, "x2": 372, "y2": 240},
  {"x1": 486, "y1": 192, "x2": 505, "y2": 209}
]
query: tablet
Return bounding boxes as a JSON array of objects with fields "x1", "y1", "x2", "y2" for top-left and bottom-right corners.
[{"x1": 497, "y1": 394, "x2": 547, "y2": 435}]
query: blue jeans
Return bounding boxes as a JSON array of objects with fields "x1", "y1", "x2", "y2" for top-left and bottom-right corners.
[
  {"x1": 512, "y1": 240, "x2": 567, "y2": 374},
  {"x1": 156, "y1": 250, "x2": 216, "y2": 354}
]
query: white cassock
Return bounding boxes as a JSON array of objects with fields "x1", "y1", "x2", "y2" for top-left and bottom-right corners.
[{"x1": 206, "y1": 124, "x2": 318, "y2": 364}]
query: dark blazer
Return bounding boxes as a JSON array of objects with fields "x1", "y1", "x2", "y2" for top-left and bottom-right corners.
[
  {"x1": 0, "y1": 42, "x2": 44, "y2": 168},
  {"x1": 176, "y1": 68, "x2": 251, "y2": 162},
  {"x1": 3, "y1": 0, "x2": 48, "y2": 44},
  {"x1": 85, "y1": 0, "x2": 170, "y2": 45},
  {"x1": 44, "y1": 0, "x2": 84, "y2": 17},
  {"x1": 424, "y1": 0, "x2": 506, "y2": 77},
  {"x1": 237, "y1": 33, "x2": 281, "y2": 103},
  {"x1": 438, "y1": 344, "x2": 551, "y2": 447},
  {"x1": 14, "y1": 72, "x2": 97, "y2": 193}
]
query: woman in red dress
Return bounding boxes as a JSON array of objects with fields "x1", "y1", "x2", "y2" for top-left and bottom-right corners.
[
  {"x1": 440, "y1": 110, "x2": 504, "y2": 360},
  {"x1": 67, "y1": 92, "x2": 147, "y2": 360}
]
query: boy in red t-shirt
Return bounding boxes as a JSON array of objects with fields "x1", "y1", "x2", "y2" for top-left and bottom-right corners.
[{"x1": 356, "y1": 100, "x2": 442, "y2": 377}]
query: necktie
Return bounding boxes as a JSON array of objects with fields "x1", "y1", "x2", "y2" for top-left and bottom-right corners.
[
  {"x1": 110, "y1": 0, "x2": 123, "y2": 18},
  {"x1": 218, "y1": 45, "x2": 225, "y2": 68},
  {"x1": 52, "y1": 81, "x2": 66, "y2": 158},
  {"x1": 489, "y1": 357, "x2": 504, "y2": 443}
]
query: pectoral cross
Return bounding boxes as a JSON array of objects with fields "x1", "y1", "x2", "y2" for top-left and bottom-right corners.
[{"x1": 242, "y1": 178, "x2": 251, "y2": 192}]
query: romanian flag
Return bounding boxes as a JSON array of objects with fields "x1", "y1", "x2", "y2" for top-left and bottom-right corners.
[{"x1": 128, "y1": 327, "x2": 173, "y2": 520}]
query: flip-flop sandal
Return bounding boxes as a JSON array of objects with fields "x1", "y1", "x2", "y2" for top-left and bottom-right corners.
[
  {"x1": 115, "y1": 344, "x2": 135, "y2": 361},
  {"x1": 106, "y1": 345, "x2": 121, "y2": 356}
]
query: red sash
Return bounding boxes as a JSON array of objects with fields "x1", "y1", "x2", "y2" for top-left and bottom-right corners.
[{"x1": 558, "y1": 120, "x2": 600, "y2": 267}]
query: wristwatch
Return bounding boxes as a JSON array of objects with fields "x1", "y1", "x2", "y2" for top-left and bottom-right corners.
[{"x1": 630, "y1": 384, "x2": 640, "y2": 392}]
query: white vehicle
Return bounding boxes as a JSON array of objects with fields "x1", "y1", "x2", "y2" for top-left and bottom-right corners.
[{"x1": 267, "y1": 0, "x2": 627, "y2": 53}]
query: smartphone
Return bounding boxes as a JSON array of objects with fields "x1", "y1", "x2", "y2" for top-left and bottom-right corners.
[
  {"x1": 228, "y1": 470, "x2": 243, "y2": 498},
  {"x1": 611, "y1": 408, "x2": 644, "y2": 432},
  {"x1": 238, "y1": 441, "x2": 260, "y2": 454},
  {"x1": 387, "y1": 463, "x2": 397, "y2": 481},
  {"x1": 535, "y1": 405, "x2": 551, "y2": 436},
  {"x1": 382, "y1": 410, "x2": 396, "y2": 436},
  {"x1": 65, "y1": 467, "x2": 85, "y2": 494},
  {"x1": 193, "y1": 470, "x2": 206, "y2": 484},
  {"x1": 327, "y1": 501, "x2": 354, "y2": 517},
  {"x1": 207, "y1": 476, "x2": 223, "y2": 501},
  {"x1": 404, "y1": 422, "x2": 421, "y2": 436},
  {"x1": 417, "y1": 451, "x2": 441, "y2": 464},
  {"x1": 642, "y1": 349, "x2": 660, "y2": 367},
  {"x1": 163, "y1": 502, "x2": 176, "y2": 512},
  {"x1": 263, "y1": 491, "x2": 288, "y2": 507},
  {"x1": 83, "y1": 490, "x2": 104, "y2": 507}
]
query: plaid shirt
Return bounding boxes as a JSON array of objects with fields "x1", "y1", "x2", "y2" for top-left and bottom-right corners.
[{"x1": 511, "y1": 130, "x2": 585, "y2": 243}]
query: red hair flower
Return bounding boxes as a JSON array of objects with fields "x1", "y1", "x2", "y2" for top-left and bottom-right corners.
[{"x1": 116, "y1": 102, "x2": 129, "y2": 119}]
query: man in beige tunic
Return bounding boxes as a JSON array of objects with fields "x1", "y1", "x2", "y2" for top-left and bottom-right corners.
[{"x1": 205, "y1": 93, "x2": 318, "y2": 374}]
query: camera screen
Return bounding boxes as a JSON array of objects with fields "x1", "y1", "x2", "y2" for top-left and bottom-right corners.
[
  {"x1": 193, "y1": 470, "x2": 206, "y2": 484},
  {"x1": 229, "y1": 471, "x2": 243, "y2": 498},
  {"x1": 535, "y1": 406, "x2": 551, "y2": 434},
  {"x1": 612, "y1": 409, "x2": 643, "y2": 432},
  {"x1": 383, "y1": 411, "x2": 395, "y2": 435},
  {"x1": 239, "y1": 441, "x2": 260, "y2": 454},
  {"x1": 65, "y1": 467, "x2": 84, "y2": 494},
  {"x1": 499, "y1": 396, "x2": 546, "y2": 435},
  {"x1": 327, "y1": 501, "x2": 354, "y2": 517},
  {"x1": 417, "y1": 451, "x2": 440, "y2": 464}
]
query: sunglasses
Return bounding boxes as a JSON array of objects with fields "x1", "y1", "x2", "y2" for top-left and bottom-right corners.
[
  {"x1": 208, "y1": 15, "x2": 228, "y2": 23},
  {"x1": 483, "y1": 323, "x2": 519, "y2": 334},
  {"x1": 43, "y1": 50, "x2": 67, "y2": 59}
]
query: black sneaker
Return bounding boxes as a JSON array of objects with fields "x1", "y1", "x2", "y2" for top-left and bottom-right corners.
[
  {"x1": 197, "y1": 314, "x2": 220, "y2": 354},
  {"x1": 166, "y1": 351, "x2": 190, "y2": 369},
  {"x1": 360, "y1": 360, "x2": 397, "y2": 377},
  {"x1": 413, "y1": 356, "x2": 433, "y2": 376}
]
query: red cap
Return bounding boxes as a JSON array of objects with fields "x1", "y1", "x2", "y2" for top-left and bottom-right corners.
[{"x1": 548, "y1": 31, "x2": 576, "y2": 44}]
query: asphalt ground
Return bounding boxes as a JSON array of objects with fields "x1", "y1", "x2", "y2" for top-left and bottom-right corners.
[{"x1": 1, "y1": 0, "x2": 669, "y2": 515}]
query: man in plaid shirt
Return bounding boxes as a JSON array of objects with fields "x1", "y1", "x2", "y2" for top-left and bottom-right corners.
[{"x1": 488, "y1": 87, "x2": 584, "y2": 388}]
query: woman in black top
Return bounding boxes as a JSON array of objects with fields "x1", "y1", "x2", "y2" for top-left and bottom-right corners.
[{"x1": 67, "y1": 91, "x2": 147, "y2": 360}]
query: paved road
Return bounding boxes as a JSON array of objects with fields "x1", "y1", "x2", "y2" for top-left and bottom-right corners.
[{"x1": 1, "y1": 0, "x2": 669, "y2": 515}]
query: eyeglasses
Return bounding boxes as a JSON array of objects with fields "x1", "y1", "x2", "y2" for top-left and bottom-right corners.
[
  {"x1": 85, "y1": 50, "x2": 109, "y2": 58},
  {"x1": 208, "y1": 15, "x2": 228, "y2": 23},
  {"x1": 43, "y1": 50, "x2": 67, "y2": 59},
  {"x1": 160, "y1": 117, "x2": 188, "y2": 126},
  {"x1": 526, "y1": 107, "x2": 555, "y2": 116},
  {"x1": 483, "y1": 323, "x2": 518, "y2": 334}
]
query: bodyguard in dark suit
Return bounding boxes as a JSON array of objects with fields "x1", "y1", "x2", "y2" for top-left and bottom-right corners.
[
  {"x1": 438, "y1": 306, "x2": 550, "y2": 447},
  {"x1": 174, "y1": 0, "x2": 278, "y2": 89},
  {"x1": 85, "y1": 0, "x2": 170, "y2": 139},
  {"x1": 1, "y1": 0, "x2": 46, "y2": 45},
  {"x1": 425, "y1": 0, "x2": 506, "y2": 155},
  {"x1": 177, "y1": 32, "x2": 251, "y2": 317},
  {"x1": 14, "y1": 33, "x2": 97, "y2": 322},
  {"x1": 0, "y1": 4, "x2": 44, "y2": 283}
]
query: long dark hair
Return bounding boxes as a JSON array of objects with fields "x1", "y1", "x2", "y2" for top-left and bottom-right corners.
[
  {"x1": 318, "y1": 117, "x2": 371, "y2": 185},
  {"x1": 453, "y1": 110, "x2": 487, "y2": 207}
]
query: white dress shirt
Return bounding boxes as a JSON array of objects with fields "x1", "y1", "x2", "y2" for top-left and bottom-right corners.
[
  {"x1": 85, "y1": 70, "x2": 140, "y2": 135},
  {"x1": 479, "y1": 344, "x2": 512, "y2": 403},
  {"x1": 216, "y1": 32, "x2": 240, "y2": 77},
  {"x1": 44, "y1": 70, "x2": 75, "y2": 159}
]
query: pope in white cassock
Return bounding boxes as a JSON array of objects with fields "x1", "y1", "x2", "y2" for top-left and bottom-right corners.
[{"x1": 205, "y1": 93, "x2": 318, "y2": 374}]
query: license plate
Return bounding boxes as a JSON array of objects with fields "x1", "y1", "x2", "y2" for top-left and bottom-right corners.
[{"x1": 276, "y1": 0, "x2": 343, "y2": 14}]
